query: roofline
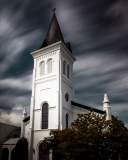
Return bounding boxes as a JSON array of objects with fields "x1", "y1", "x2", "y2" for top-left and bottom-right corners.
[
  {"x1": 31, "y1": 41, "x2": 75, "y2": 61},
  {"x1": 0, "y1": 122, "x2": 20, "y2": 128},
  {"x1": 0, "y1": 144, "x2": 17, "y2": 145},
  {"x1": 23, "y1": 116, "x2": 30, "y2": 122},
  {"x1": 71, "y1": 101, "x2": 105, "y2": 114},
  {"x1": 31, "y1": 41, "x2": 61, "y2": 55}
]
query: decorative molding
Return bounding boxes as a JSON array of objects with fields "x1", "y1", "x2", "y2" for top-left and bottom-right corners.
[
  {"x1": 33, "y1": 129, "x2": 50, "y2": 132},
  {"x1": 36, "y1": 50, "x2": 58, "y2": 62},
  {"x1": 35, "y1": 75, "x2": 57, "y2": 83},
  {"x1": 40, "y1": 88, "x2": 51, "y2": 91},
  {"x1": 49, "y1": 106, "x2": 56, "y2": 109},
  {"x1": 34, "y1": 108, "x2": 41, "y2": 111},
  {"x1": 31, "y1": 42, "x2": 62, "y2": 58},
  {"x1": 34, "y1": 106, "x2": 56, "y2": 111}
]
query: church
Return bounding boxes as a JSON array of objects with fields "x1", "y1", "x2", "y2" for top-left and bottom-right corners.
[{"x1": 0, "y1": 11, "x2": 112, "y2": 160}]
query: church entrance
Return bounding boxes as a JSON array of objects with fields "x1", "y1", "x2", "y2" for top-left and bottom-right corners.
[{"x1": 39, "y1": 142, "x2": 49, "y2": 160}]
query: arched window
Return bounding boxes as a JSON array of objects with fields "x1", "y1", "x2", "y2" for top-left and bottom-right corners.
[
  {"x1": 66, "y1": 113, "x2": 69, "y2": 128},
  {"x1": 67, "y1": 64, "x2": 70, "y2": 78},
  {"x1": 47, "y1": 59, "x2": 52, "y2": 73},
  {"x1": 41, "y1": 103, "x2": 48, "y2": 129},
  {"x1": 39, "y1": 142, "x2": 49, "y2": 160},
  {"x1": 40, "y1": 61, "x2": 45, "y2": 75},
  {"x1": 1, "y1": 148, "x2": 9, "y2": 160},
  {"x1": 63, "y1": 61, "x2": 66, "y2": 75}
]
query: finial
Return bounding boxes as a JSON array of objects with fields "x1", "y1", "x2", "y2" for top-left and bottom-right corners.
[
  {"x1": 103, "y1": 93, "x2": 112, "y2": 120},
  {"x1": 23, "y1": 107, "x2": 27, "y2": 118},
  {"x1": 52, "y1": 8, "x2": 56, "y2": 13},
  {"x1": 103, "y1": 93, "x2": 110, "y2": 103}
]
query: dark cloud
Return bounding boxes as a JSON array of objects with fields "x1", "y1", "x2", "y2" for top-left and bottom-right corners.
[{"x1": 0, "y1": 0, "x2": 128, "y2": 125}]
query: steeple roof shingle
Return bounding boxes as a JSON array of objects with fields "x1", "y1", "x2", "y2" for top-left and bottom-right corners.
[{"x1": 41, "y1": 12, "x2": 65, "y2": 48}]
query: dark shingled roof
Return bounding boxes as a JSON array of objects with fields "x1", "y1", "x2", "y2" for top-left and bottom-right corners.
[
  {"x1": 40, "y1": 12, "x2": 72, "y2": 52},
  {"x1": 41, "y1": 12, "x2": 64, "y2": 48},
  {"x1": 71, "y1": 101, "x2": 105, "y2": 114},
  {"x1": 23, "y1": 116, "x2": 30, "y2": 122},
  {"x1": 0, "y1": 122, "x2": 20, "y2": 144}
]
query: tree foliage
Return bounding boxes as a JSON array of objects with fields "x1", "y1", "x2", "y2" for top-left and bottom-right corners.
[
  {"x1": 11, "y1": 137, "x2": 28, "y2": 160},
  {"x1": 46, "y1": 112, "x2": 128, "y2": 160}
]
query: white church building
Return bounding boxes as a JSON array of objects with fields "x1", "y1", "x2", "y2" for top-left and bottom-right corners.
[{"x1": 0, "y1": 11, "x2": 112, "y2": 160}]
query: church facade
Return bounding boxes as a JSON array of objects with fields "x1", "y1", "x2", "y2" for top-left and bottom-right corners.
[{"x1": 0, "y1": 12, "x2": 112, "y2": 160}]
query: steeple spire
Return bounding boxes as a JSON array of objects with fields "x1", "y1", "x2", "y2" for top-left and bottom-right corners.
[
  {"x1": 103, "y1": 93, "x2": 110, "y2": 104},
  {"x1": 21, "y1": 107, "x2": 27, "y2": 137},
  {"x1": 41, "y1": 10, "x2": 65, "y2": 48},
  {"x1": 23, "y1": 107, "x2": 27, "y2": 119},
  {"x1": 103, "y1": 93, "x2": 112, "y2": 120}
]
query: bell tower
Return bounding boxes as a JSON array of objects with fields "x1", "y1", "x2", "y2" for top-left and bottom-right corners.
[{"x1": 29, "y1": 11, "x2": 75, "y2": 160}]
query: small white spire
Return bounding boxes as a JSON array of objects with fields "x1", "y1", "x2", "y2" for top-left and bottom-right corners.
[
  {"x1": 23, "y1": 107, "x2": 27, "y2": 119},
  {"x1": 103, "y1": 93, "x2": 110, "y2": 103},
  {"x1": 103, "y1": 93, "x2": 112, "y2": 120},
  {"x1": 21, "y1": 107, "x2": 27, "y2": 138}
]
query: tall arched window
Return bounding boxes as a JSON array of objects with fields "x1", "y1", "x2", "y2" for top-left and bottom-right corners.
[
  {"x1": 66, "y1": 113, "x2": 69, "y2": 128},
  {"x1": 40, "y1": 61, "x2": 45, "y2": 75},
  {"x1": 47, "y1": 58, "x2": 52, "y2": 73},
  {"x1": 63, "y1": 61, "x2": 66, "y2": 75},
  {"x1": 67, "y1": 64, "x2": 70, "y2": 78},
  {"x1": 41, "y1": 103, "x2": 48, "y2": 129}
]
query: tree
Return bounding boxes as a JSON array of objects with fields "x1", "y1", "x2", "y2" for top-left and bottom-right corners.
[
  {"x1": 45, "y1": 112, "x2": 128, "y2": 160},
  {"x1": 11, "y1": 137, "x2": 28, "y2": 160}
]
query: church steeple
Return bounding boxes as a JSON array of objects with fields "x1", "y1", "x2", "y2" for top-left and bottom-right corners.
[{"x1": 41, "y1": 9, "x2": 65, "y2": 48}]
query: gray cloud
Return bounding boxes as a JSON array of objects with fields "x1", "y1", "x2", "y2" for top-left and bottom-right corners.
[
  {"x1": 0, "y1": 0, "x2": 128, "y2": 125},
  {"x1": 0, "y1": 107, "x2": 23, "y2": 126},
  {"x1": 0, "y1": 74, "x2": 32, "y2": 91},
  {"x1": 73, "y1": 54, "x2": 128, "y2": 119}
]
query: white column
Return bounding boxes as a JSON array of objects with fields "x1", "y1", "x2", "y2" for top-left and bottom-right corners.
[
  {"x1": 59, "y1": 54, "x2": 62, "y2": 130},
  {"x1": 29, "y1": 59, "x2": 37, "y2": 160},
  {"x1": 103, "y1": 93, "x2": 112, "y2": 120}
]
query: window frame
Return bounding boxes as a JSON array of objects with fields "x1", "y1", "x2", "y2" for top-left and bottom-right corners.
[
  {"x1": 39, "y1": 61, "x2": 45, "y2": 75},
  {"x1": 47, "y1": 58, "x2": 52, "y2": 73},
  {"x1": 41, "y1": 103, "x2": 48, "y2": 129}
]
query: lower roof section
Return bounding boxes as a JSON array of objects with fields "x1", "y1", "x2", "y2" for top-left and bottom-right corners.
[{"x1": 71, "y1": 101, "x2": 105, "y2": 114}]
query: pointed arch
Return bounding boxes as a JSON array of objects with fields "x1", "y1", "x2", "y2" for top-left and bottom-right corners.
[{"x1": 41, "y1": 103, "x2": 48, "y2": 129}]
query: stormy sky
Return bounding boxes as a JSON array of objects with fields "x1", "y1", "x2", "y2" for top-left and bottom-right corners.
[{"x1": 0, "y1": 0, "x2": 128, "y2": 126}]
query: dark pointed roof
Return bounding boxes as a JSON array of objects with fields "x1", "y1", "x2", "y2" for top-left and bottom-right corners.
[
  {"x1": 41, "y1": 12, "x2": 64, "y2": 48},
  {"x1": 40, "y1": 11, "x2": 72, "y2": 52}
]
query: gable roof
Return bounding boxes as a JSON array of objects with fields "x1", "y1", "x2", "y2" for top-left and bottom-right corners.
[
  {"x1": 71, "y1": 101, "x2": 105, "y2": 114},
  {"x1": 0, "y1": 122, "x2": 20, "y2": 144}
]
